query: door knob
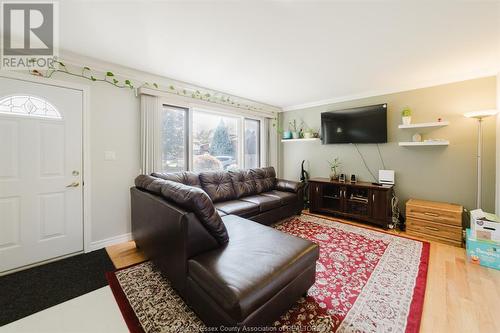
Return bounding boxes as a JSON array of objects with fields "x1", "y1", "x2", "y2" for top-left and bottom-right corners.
[{"x1": 66, "y1": 182, "x2": 80, "y2": 188}]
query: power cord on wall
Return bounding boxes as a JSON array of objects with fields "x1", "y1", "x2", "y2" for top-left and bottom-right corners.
[
  {"x1": 376, "y1": 144, "x2": 386, "y2": 170},
  {"x1": 354, "y1": 144, "x2": 377, "y2": 181}
]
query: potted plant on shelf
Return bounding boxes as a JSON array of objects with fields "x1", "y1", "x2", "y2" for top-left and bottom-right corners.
[
  {"x1": 272, "y1": 120, "x2": 291, "y2": 140},
  {"x1": 303, "y1": 128, "x2": 314, "y2": 139},
  {"x1": 401, "y1": 107, "x2": 412, "y2": 125},
  {"x1": 272, "y1": 116, "x2": 292, "y2": 140},
  {"x1": 328, "y1": 157, "x2": 341, "y2": 181},
  {"x1": 279, "y1": 125, "x2": 291, "y2": 140}
]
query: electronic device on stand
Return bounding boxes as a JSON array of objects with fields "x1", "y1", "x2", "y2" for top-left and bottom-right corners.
[
  {"x1": 378, "y1": 170, "x2": 395, "y2": 185},
  {"x1": 376, "y1": 170, "x2": 400, "y2": 229}
]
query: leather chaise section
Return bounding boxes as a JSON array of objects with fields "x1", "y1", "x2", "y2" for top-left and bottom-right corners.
[
  {"x1": 186, "y1": 264, "x2": 316, "y2": 327},
  {"x1": 199, "y1": 171, "x2": 237, "y2": 203},
  {"x1": 188, "y1": 215, "x2": 320, "y2": 321},
  {"x1": 131, "y1": 166, "x2": 311, "y2": 327}
]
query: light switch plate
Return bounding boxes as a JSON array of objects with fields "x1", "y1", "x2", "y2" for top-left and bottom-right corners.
[{"x1": 104, "y1": 151, "x2": 116, "y2": 161}]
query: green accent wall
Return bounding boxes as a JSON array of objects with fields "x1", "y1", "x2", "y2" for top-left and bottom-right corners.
[{"x1": 280, "y1": 76, "x2": 497, "y2": 213}]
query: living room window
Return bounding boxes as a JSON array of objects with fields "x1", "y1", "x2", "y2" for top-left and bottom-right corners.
[
  {"x1": 192, "y1": 110, "x2": 240, "y2": 172},
  {"x1": 244, "y1": 118, "x2": 260, "y2": 169},
  {"x1": 160, "y1": 105, "x2": 263, "y2": 172},
  {"x1": 161, "y1": 105, "x2": 188, "y2": 172}
]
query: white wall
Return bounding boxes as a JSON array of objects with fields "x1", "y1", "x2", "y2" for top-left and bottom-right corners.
[
  {"x1": 38, "y1": 74, "x2": 141, "y2": 245},
  {"x1": 89, "y1": 85, "x2": 140, "y2": 242}
]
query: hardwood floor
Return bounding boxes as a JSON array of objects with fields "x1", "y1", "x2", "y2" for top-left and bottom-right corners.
[
  {"x1": 105, "y1": 241, "x2": 146, "y2": 269},
  {"x1": 106, "y1": 212, "x2": 500, "y2": 333}
]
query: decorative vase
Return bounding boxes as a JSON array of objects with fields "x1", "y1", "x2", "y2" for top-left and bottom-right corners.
[
  {"x1": 329, "y1": 171, "x2": 337, "y2": 181},
  {"x1": 292, "y1": 131, "x2": 299, "y2": 139},
  {"x1": 282, "y1": 131, "x2": 292, "y2": 139},
  {"x1": 412, "y1": 133, "x2": 422, "y2": 142},
  {"x1": 402, "y1": 116, "x2": 411, "y2": 125},
  {"x1": 303, "y1": 132, "x2": 313, "y2": 139}
]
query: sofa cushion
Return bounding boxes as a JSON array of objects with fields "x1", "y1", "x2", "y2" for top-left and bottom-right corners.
[
  {"x1": 214, "y1": 200, "x2": 259, "y2": 217},
  {"x1": 152, "y1": 171, "x2": 202, "y2": 188},
  {"x1": 199, "y1": 171, "x2": 237, "y2": 203},
  {"x1": 135, "y1": 175, "x2": 229, "y2": 244},
  {"x1": 229, "y1": 170, "x2": 257, "y2": 198},
  {"x1": 261, "y1": 190, "x2": 297, "y2": 205},
  {"x1": 188, "y1": 215, "x2": 319, "y2": 321},
  {"x1": 240, "y1": 194, "x2": 281, "y2": 212},
  {"x1": 250, "y1": 167, "x2": 277, "y2": 193}
]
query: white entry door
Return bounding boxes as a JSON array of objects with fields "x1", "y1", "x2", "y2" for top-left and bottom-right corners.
[{"x1": 0, "y1": 76, "x2": 83, "y2": 274}]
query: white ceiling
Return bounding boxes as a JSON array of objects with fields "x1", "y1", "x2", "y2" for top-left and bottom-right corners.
[{"x1": 60, "y1": 1, "x2": 500, "y2": 109}]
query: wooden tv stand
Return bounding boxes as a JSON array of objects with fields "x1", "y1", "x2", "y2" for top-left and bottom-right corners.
[{"x1": 308, "y1": 178, "x2": 394, "y2": 228}]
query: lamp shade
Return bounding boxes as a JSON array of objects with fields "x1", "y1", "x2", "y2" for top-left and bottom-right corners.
[{"x1": 464, "y1": 109, "x2": 498, "y2": 119}]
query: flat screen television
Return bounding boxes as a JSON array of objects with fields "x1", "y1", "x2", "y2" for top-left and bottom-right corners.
[{"x1": 321, "y1": 103, "x2": 387, "y2": 144}]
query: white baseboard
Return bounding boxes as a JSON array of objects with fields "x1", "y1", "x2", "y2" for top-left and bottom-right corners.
[{"x1": 89, "y1": 233, "x2": 132, "y2": 252}]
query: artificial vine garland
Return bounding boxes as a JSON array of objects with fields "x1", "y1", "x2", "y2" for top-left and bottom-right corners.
[
  {"x1": 29, "y1": 60, "x2": 272, "y2": 113},
  {"x1": 30, "y1": 60, "x2": 153, "y2": 90}
]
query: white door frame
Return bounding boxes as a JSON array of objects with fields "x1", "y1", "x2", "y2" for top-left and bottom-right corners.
[{"x1": 0, "y1": 70, "x2": 92, "y2": 253}]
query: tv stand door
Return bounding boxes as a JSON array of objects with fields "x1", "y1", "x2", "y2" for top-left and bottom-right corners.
[{"x1": 370, "y1": 188, "x2": 390, "y2": 226}]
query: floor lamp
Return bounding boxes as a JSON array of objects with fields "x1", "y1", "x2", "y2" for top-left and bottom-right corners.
[{"x1": 464, "y1": 109, "x2": 498, "y2": 209}]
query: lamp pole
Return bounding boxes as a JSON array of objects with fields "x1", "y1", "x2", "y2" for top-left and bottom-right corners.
[
  {"x1": 464, "y1": 109, "x2": 498, "y2": 210},
  {"x1": 476, "y1": 117, "x2": 483, "y2": 209}
]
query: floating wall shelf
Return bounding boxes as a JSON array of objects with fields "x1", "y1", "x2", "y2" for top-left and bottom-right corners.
[
  {"x1": 398, "y1": 141, "x2": 449, "y2": 147},
  {"x1": 398, "y1": 121, "x2": 450, "y2": 146},
  {"x1": 281, "y1": 138, "x2": 320, "y2": 143},
  {"x1": 398, "y1": 121, "x2": 449, "y2": 129}
]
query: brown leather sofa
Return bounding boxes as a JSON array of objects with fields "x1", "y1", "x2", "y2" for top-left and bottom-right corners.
[
  {"x1": 131, "y1": 167, "x2": 319, "y2": 328},
  {"x1": 152, "y1": 166, "x2": 304, "y2": 225}
]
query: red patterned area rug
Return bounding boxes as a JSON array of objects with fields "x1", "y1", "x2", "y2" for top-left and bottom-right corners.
[{"x1": 107, "y1": 214, "x2": 430, "y2": 333}]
